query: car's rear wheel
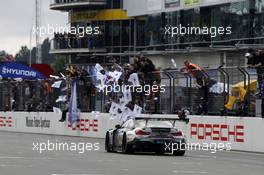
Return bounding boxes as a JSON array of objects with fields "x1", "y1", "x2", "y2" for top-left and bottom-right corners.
[
  {"x1": 122, "y1": 134, "x2": 133, "y2": 154},
  {"x1": 155, "y1": 150, "x2": 165, "y2": 155},
  {"x1": 105, "y1": 132, "x2": 112, "y2": 152},
  {"x1": 173, "y1": 150, "x2": 185, "y2": 156},
  {"x1": 172, "y1": 141, "x2": 186, "y2": 156}
]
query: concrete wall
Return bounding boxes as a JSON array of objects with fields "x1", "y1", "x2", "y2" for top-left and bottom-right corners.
[{"x1": 0, "y1": 112, "x2": 264, "y2": 153}]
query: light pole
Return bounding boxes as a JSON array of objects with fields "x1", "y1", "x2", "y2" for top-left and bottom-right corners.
[{"x1": 35, "y1": 0, "x2": 42, "y2": 64}]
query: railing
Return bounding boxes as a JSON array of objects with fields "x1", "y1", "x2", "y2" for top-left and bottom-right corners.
[
  {"x1": 50, "y1": 35, "x2": 105, "y2": 52},
  {"x1": 0, "y1": 67, "x2": 259, "y2": 117}
]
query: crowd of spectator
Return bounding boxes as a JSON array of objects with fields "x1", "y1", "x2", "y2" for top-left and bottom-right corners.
[
  {"x1": 0, "y1": 80, "x2": 54, "y2": 112},
  {"x1": 103, "y1": 55, "x2": 162, "y2": 114},
  {"x1": 1, "y1": 50, "x2": 264, "y2": 117}
]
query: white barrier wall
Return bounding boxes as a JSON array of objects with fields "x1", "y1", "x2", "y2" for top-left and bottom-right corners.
[
  {"x1": 0, "y1": 112, "x2": 117, "y2": 138},
  {"x1": 176, "y1": 115, "x2": 264, "y2": 153},
  {"x1": 0, "y1": 112, "x2": 264, "y2": 153}
]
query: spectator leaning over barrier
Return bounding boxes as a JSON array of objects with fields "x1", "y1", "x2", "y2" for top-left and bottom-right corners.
[
  {"x1": 246, "y1": 49, "x2": 264, "y2": 90},
  {"x1": 183, "y1": 60, "x2": 210, "y2": 115},
  {"x1": 246, "y1": 49, "x2": 264, "y2": 116}
]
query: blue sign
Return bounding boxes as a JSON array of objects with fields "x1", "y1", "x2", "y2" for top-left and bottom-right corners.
[{"x1": 0, "y1": 62, "x2": 46, "y2": 79}]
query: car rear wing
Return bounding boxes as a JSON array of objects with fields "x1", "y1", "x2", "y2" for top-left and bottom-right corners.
[{"x1": 135, "y1": 117, "x2": 190, "y2": 127}]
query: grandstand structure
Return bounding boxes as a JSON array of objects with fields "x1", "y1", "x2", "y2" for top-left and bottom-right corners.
[
  {"x1": 50, "y1": 0, "x2": 134, "y2": 64},
  {"x1": 49, "y1": 0, "x2": 264, "y2": 69}
]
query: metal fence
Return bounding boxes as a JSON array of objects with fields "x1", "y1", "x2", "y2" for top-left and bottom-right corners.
[{"x1": 0, "y1": 67, "x2": 259, "y2": 117}]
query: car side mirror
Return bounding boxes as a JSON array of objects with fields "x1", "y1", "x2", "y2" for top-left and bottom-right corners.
[{"x1": 115, "y1": 124, "x2": 121, "y2": 129}]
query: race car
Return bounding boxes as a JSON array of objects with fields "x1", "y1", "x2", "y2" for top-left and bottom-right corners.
[{"x1": 105, "y1": 117, "x2": 187, "y2": 156}]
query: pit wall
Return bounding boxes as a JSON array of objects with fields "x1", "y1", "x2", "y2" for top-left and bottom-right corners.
[{"x1": 0, "y1": 112, "x2": 263, "y2": 153}]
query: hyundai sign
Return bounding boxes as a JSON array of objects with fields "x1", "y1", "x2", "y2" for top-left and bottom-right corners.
[{"x1": 0, "y1": 62, "x2": 46, "y2": 79}]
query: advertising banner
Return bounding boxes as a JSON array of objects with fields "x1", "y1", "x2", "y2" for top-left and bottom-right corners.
[
  {"x1": 0, "y1": 112, "x2": 115, "y2": 138},
  {"x1": 184, "y1": 0, "x2": 200, "y2": 6},
  {"x1": 184, "y1": 0, "x2": 244, "y2": 7},
  {"x1": 70, "y1": 10, "x2": 131, "y2": 23},
  {"x1": 124, "y1": 0, "x2": 245, "y2": 17},
  {"x1": 0, "y1": 62, "x2": 46, "y2": 79},
  {"x1": 202, "y1": 0, "x2": 244, "y2": 6},
  {"x1": 1, "y1": 112, "x2": 264, "y2": 153},
  {"x1": 165, "y1": 0, "x2": 180, "y2": 8}
]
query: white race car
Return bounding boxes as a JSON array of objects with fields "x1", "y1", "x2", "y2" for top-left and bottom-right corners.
[{"x1": 105, "y1": 117, "x2": 188, "y2": 156}]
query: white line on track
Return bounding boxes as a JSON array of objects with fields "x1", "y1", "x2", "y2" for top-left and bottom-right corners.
[
  {"x1": 241, "y1": 163, "x2": 264, "y2": 168},
  {"x1": 173, "y1": 170, "x2": 208, "y2": 174},
  {"x1": 172, "y1": 162, "x2": 202, "y2": 165},
  {"x1": 227, "y1": 151, "x2": 264, "y2": 157},
  {"x1": 0, "y1": 156, "x2": 57, "y2": 160},
  {"x1": 0, "y1": 134, "x2": 22, "y2": 138},
  {"x1": 51, "y1": 174, "x2": 106, "y2": 175},
  {"x1": 190, "y1": 154, "x2": 217, "y2": 159},
  {"x1": 0, "y1": 164, "x2": 33, "y2": 168}
]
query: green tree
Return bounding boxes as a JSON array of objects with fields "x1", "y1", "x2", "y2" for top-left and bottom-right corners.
[{"x1": 51, "y1": 55, "x2": 69, "y2": 74}]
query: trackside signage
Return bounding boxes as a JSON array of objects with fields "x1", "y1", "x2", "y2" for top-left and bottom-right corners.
[
  {"x1": 0, "y1": 113, "x2": 264, "y2": 153},
  {"x1": 0, "y1": 112, "x2": 103, "y2": 138},
  {"x1": 0, "y1": 116, "x2": 13, "y2": 128},
  {"x1": 0, "y1": 62, "x2": 45, "y2": 79},
  {"x1": 68, "y1": 119, "x2": 98, "y2": 132},
  {"x1": 190, "y1": 123, "x2": 244, "y2": 143},
  {"x1": 26, "y1": 116, "x2": 51, "y2": 128}
]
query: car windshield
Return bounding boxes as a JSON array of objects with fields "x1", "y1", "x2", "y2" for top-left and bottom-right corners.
[{"x1": 135, "y1": 120, "x2": 173, "y2": 128}]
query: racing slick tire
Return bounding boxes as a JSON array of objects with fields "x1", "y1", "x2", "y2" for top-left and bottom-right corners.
[
  {"x1": 105, "y1": 132, "x2": 113, "y2": 152},
  {"x1": 173, "y1": 150, "x2": 185, "y2": 156},
  {"x1": 155, "y1": 151, "x2": 165, "y2": 155},
  {"x1": 122, "y1": 134, "x2": 133, "y2": 154},
  {"x1": 172, "y1": 141, "x2": 186, "y2": 156}
]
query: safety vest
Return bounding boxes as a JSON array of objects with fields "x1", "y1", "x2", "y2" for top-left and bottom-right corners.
[
  {"x1": 187, "y1": 63, "x2": 204, "y2": 71},
  {"x1": 186, "y1": 63, "x2": 206, "y2": 77}
]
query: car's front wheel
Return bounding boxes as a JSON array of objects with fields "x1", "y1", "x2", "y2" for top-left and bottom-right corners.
[
  {"x1": 122, "y1": 134, "x2": 133, "y2": 154},
  {"x1": 105, "y1": 132, "x2": 112, "y2": 152}
]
